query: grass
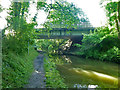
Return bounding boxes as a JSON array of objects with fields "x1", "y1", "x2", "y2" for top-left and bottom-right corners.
[{"x1": 2, "y1": 47, "x2": 38, "y2": 88}]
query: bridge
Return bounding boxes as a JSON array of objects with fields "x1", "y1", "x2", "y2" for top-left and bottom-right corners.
[{"x1": 35, "y1": 27, "x2": 95, "y2": 41}]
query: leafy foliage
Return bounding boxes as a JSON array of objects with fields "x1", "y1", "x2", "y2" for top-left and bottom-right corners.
[
  {"x1": 100, "y1": 0, "x2": 120, "y2": 39},
  {"x1": 3, "y1": 1, "x2": 37, "y2": 55},
  {"x1": 37, "y1": 1, "x2": 48, "y2": 11},
  {"x1": 105, "y1": 2, "x2": 117, "y2": 27},
  {"x1": 0, "y1": 4, "x2": 3, "y2": 13},
  {"x1": 71, "y1": 1, "x2": 120, "y2": 62},
  {"x1": 44, "y1": 55, "x2": 67, "y2": 88},
  {"x1": 2, "y1": 23, "x2": 36, "y2": 55},
  {"x1": 7, "y1": 2, "x2": 30, "y2": 30},
  {"x1": 73, "y1": 27, "x2": 120, "y2": 62},
  {"x1": 36, "y1": 39, "x2": 67, "y2": 54},
  {"x1": 43, "y1": 0, "x2": 91, "y2": 29}
]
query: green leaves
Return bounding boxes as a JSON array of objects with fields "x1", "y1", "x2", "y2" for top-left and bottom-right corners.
[
  {"x1": 43, "y1": 0, "x2": 90, "y2": 29},
  {"x1": 105, "y1": 2, "x2": 117, "y2": 13},
  {"x1": 3, "y1": 1, "x2": 37, "y2": 55},
  {"x1": 101, "y1": 1, "x2": 120, "y2": 38},
  {"x1": 7, "y1": 2, "x2": 30, "y2": 30},
  {"x1": 73, "y1": 26, "x2": 120, "y2": 62},
  {"x1": 0, "y1": 5, "x2": 3, "y2": 12},
  {"x1": 73, "y1": 44, "x2": 81, "y2": 48},
  {"x1": 44, "y1": 55, "x2": 67, "y2": 88},
  {"x1": 36, "y1": 39, "x2": 66, "y2": 54},
  {"x1": 104, "y1": 2, "x2": 118, "y2": 27},
  {"x1": 37, "y1": 2, "x2": 48, "y2": 10}
]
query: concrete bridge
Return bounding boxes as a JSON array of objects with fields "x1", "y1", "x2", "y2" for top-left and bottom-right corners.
[{"x1": 35, "y1": 27, "x2": 95, "y2": 41}]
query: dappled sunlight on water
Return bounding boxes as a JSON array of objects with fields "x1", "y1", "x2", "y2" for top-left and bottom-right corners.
[
  {"x1": 71, "y1": 68, "x2": 118, "y2": 85},
  {"x1": 54, "y1": 55, "x2": 119, "y2": 88}
]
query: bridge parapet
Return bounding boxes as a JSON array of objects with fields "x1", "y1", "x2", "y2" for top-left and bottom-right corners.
[{"x1": 35, "y1": 27, "x2": 95, "y2": 39}]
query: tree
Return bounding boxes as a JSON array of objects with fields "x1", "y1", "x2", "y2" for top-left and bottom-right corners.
[
  {"x1": 7, "y1": 1, "x2": 30, "y2": 30},
  {"x1": 3, "y1": 1, "x2": 37, "y2": 54},
  {"x1": 100, "y1": 0, "x2": 120, "y2": 39},
  {"x1": 43, "y1": 0, "x2": 91, "y2": 29},
  {"x1": 118, "y1": 1, "x2": 120, "y2": 39}
]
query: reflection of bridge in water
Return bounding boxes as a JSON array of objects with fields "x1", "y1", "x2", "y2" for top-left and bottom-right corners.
[{"x1": 35, "y1": 27, "x2": 95, "y2": 41}]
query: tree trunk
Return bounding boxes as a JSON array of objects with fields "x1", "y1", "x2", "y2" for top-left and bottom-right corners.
[{"x1": 118, "y1": 1, "x2": 120, "y2": 39}]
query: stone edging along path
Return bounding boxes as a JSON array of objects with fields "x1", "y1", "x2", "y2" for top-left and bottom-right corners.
[{"x1": 24, "y1": 54, "x2": 46, "y2": 88}]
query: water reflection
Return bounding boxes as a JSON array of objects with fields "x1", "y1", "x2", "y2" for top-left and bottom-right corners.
[
  {"x1": 74, "y1": 84, "x2": 98, "y2": 88},
  {"x1": 62, "y1": 55, "x2": 72, "y2": 63},
  {"x1": 49, "y1": 55, "x2": 119, "y2": 88}
]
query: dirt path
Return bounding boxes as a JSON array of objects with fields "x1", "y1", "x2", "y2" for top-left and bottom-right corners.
[{"x1": 24, "y1": 54, "x2": 46, "y2": 88}]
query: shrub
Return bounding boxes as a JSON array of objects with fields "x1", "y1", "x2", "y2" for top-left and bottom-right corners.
[{"x1": 73, "y1": 26, "x2": 120, "y2": 62}]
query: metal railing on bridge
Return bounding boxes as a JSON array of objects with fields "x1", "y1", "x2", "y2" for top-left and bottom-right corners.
[{"x1": 35, "y1": 27, "x2": 95, "y2": 39}]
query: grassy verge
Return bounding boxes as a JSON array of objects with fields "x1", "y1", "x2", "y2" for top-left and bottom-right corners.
[
  {"x1": 2, "y1": 47, "x2": 38, "y2": 88},
  {"x1": 44, "y1": 54, "x2": 67, "y2": 88}
]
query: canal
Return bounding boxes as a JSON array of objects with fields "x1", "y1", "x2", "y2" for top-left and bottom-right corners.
[{"x1": 48, "y1": 55, "x2": 120, "y2": 88}]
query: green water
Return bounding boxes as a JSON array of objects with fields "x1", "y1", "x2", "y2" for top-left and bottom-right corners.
[{"x1": 50, "y1": 55, "x2": 120, "y2": 88}]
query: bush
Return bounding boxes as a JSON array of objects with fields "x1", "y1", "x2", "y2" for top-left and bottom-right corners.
[
  {"x1": 35, "y1": 39, "x2": 67, "y2": 54},
  {"x1": 73, "y1": 26, "x2": 120, "y2": 62}
]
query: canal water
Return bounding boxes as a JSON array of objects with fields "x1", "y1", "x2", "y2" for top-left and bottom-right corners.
[{"x1": 49, "y1": 55, "x2": 120, "y2": 88}]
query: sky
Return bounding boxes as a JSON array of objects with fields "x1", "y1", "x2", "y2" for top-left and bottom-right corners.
[
  {"x1": 66, "y1": 0, "x2": 107, "y2": 27},
  {"x1": 0, "y1": 0, "x2": 108, "y2": 30},
  {"x1": 0, "y1": 0, "x2": 11, "y2": 30}
]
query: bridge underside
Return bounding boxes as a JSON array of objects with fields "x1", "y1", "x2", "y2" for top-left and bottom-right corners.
[
  {"x1": 35, "y1": 35, "x2": 83, "y2": 44},
  {"x1": 35, "y1": 27, "x2": 95, "y2": 43},
  {"x1": 36, "y1": 35, "x2": 83, "y2": 39}
]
